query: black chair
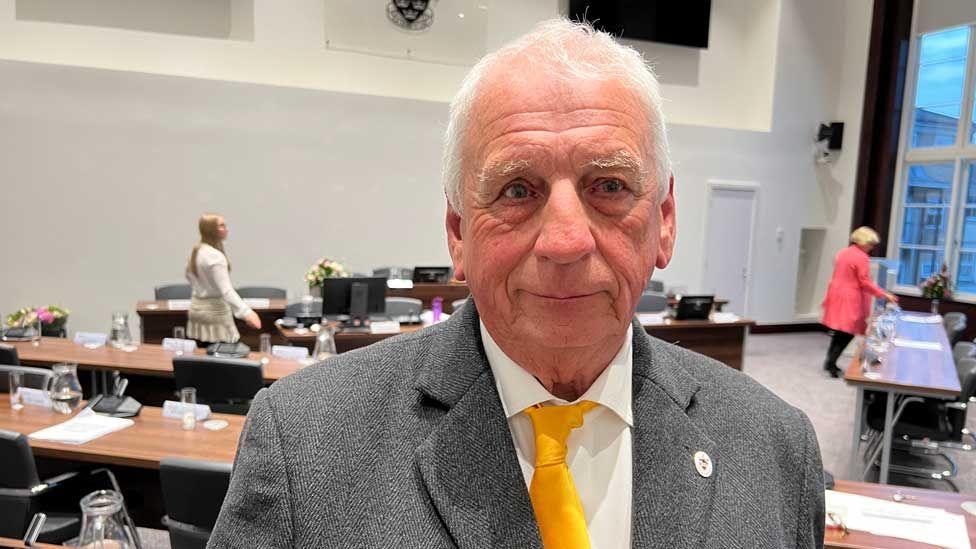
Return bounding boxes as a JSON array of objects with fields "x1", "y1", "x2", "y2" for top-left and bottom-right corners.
[
  {"x1": 944, "y1": 312, "x2": 967, "y2": 346},
  {"x1": 385, "y1": 297, "x2": 422, "y2": 319},
  {"x1": 646, "y1": 279, "x2": 665, "y2": 293},
  {"x1": 863, "y1": 357, "x2": 976, "y2": 490},
  {"x1": 0, "y1": 365, "x2": 52, "y2": 393},
  {"x1": 0, "y1": 430, "x2": 84, "y2": 543},
  {"x1": 953, "y1": 341, "x2": 976, "y2": 364},
  {"x1": 156, "y1": 284, "x2": 193, "y2": 300},
  {"x1": 0, "y1": 344, "x2": 19, "y2": 365},
  {"x1": 236, "y1": 286, "x2": 286, "y2": 299},
  {"x1": 172, "y1": 356, "x2": 264, "y2": 415},
  {"x1": 636, "y1": 292, "x2": 669, "y2": 313},
  {"x1": 160, "y1": 457, "x2": 232, "y2": 549}
]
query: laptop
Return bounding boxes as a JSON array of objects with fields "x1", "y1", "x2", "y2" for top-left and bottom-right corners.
[{"x1": 674, "y1": 295, "x2": 715, "y2": 321}]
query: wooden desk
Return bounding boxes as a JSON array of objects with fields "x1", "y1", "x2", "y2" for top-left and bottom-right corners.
[
  {"x1": 136, "y1": 298, "x2": 287, "y2": 348},
  {"x1": 0, "y1": 538, "x2": 63, "y2": 548},
  {"x1": 276, "y1": 324, "x2": 424, "y2": 353},
  {"x1": 277, "y1": 318, "x2": 754, "y2": 370},
  {"x1": 827, "y1": 480, "x2": 976, "y2": 548},
  {"x1": 387, "y1": 282, "x2": 471, "y2": 313},
  {"x1": 0, "y1": 399, "x2": 243, "y2": 469},
  {"x1": 844, "y1": 314, "x2": 959, "y2": 484}
]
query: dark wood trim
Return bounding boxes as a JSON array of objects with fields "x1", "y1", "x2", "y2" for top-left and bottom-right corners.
[
  {"x1": 851, "y1": 0, "x2": 913, "y2": 255},
  {"x1": 751, "y1": 323, "x2": 827, "y2": 334}
]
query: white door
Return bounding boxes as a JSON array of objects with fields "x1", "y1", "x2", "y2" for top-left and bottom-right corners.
[{"x1": 702, "y1": 185, "x2": 757, "y2": 316}]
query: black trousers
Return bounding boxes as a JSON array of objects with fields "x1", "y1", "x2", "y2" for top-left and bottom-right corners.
[{"x1": 824, "y1": 329, "x2": 855, "y2": 370}]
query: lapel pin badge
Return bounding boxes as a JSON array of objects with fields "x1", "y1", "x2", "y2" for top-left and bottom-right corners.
[{"x1": 693, "y1": 451, "x2": 713, "y2": 478}]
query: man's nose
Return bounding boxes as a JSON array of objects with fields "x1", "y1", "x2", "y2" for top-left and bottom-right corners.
[{"x1": 534, "y1": 181, "x2": 596, "y2": 265}]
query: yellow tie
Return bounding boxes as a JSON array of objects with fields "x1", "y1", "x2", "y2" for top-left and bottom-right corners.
[{"x1": 524, "y1": 401, "x2": 598, "y2": 549}]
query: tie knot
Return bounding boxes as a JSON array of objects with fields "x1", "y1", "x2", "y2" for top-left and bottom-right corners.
[{"x1": 524, "y1": 401, "x2": 598, "y2": 467}]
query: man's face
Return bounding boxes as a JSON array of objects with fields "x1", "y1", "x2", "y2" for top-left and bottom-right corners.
[{"x1": 447, "y1": 69, "x2": 676, "y2": 350}]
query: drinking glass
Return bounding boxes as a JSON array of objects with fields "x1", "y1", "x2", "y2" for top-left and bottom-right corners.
[
  {"x1": 109, "y1": 312, "x2": 132, "y2": 349},
  {"x1": 173, "y1": 326, "x2": 186, "y2": 340},
  {"x1": 259, "y1": 333, "x2": 272, "y2": 355},
  {"x1": 9, "y1": 371, "x2": 23, "y2": 411},
  {"x1": 181, "y1": 387, "x2": 197, "y2": 430},
  {"x1": 301, "y1": 292, "x2": 313, "y2": 316},
  {"x1": 30, "y1": 317, "x2": 42, "y2": 347}
]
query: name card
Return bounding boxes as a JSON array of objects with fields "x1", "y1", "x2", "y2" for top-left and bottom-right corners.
[
  {"x1": 74, "y1": 332, "x2": 108, "y2": 348},
  {"x1": 370, "y1": 321, "x2": 400, "y2": 334},
  {"x1": 272, "y1": 345, "x2": 309, "y2": 361},
  {"x1": 242, "y1": 298, "x2": 270, "y2": 309},
  {"x1": 167, "y1": 299, "x2": 191, "y2": 310},
  {"x1": 387, "y1": 279, "x2": 413, "y2": 289},
  {"x1": 162, "y1": 338, "x2": 197, "y2": 353},
  {"x1": 162, "y1": 400, "x2": 212, "y2": 421},
  {"x1": 18, "y1": 388, "x2": 52, "y2": 409}
]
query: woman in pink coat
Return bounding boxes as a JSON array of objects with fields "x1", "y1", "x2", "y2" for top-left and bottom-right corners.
[{"x1": 821, "y1": 227, "x2": 898, "y2": 377}]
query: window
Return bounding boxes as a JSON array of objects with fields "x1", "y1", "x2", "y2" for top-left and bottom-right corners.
[{"x1": 891, "y1": 24, "x2": 976, "y2": 299}]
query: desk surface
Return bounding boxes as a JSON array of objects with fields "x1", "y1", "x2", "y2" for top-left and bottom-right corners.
[
  {"x1": 0, "y1": 399, "x2": 243, "y2": 469},
  {"x1": 827, "y1": 479, "x2": 976, "y2": 548},
  {"x1": 844, "y1": 315, "x2": 959, "y2": 399},
  {"x1": 11, "y1": 337, "x2": 304, "y2": 383}
]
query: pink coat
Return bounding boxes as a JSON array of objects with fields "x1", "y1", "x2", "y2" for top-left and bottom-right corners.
[{"x1": 821, "y1": 245, "x2": 886, "y2": 335}]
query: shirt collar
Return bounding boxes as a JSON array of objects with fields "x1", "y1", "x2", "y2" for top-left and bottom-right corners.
[{"x1": 480, "y1": 320, "x2": 634, "y2": 427}]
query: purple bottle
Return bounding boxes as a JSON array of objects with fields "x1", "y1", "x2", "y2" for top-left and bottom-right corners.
[{"x1": 432, "y1": 297, "x2": 443, "y2": 323}]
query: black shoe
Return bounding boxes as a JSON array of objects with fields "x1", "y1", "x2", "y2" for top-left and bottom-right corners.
[{"x1": 828, "y1": 366, "x2": 841, "y2": 378}]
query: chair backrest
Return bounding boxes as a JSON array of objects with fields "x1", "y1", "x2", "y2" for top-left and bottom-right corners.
[
  {"x1": 944, "y1": 312, "x2": 967, "y2": 345},
  {"x1": 172, "y1": 356, "x2": 264, "y2": 409},
  {"x1": 953, "y1": 342, "x2": 976, "y2": 364},
  {"x1": 957, "y1": 358, "x2": 976, "y2": 399},
  {"x1": 160, "y1": 457, "x2": 232, "y2": 549},
  {"x1": 0, "y1": 344, "x2": 19, "y2": 366},
  {"x1": 0, "y1": 366, "x2": 52, "y2": 393},
  {"x1": 0, "y1": 430, "x2": 41, "y2": 539},
  {"x1": 646, "y1": 279, "x2": 665, "y2": 293},
  {"x1": 156, "y1": 284, "x2": 193, "y2": 300},
  {"x1": 637, "y1": 292, "x2": 669, "y2": 313},
  {"x1": 451, "y1": 298, "x2": 468, "y2": 313},
  {"x1": 372, "y1": 267, "x2": 413, "y2": 280},
  {"x1": 235, "y1": 286, "x2": 286, "y2": 299},
  {"x1": 284, "y1": 299, "x2": 322, "y2": 318},
  {"x1": 385, "y1": 297, "x2": 422, "y2": 317}
]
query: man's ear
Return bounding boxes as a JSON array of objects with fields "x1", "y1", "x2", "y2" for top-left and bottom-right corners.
[
  {"x1": 655, "y1": 175, "x2": 676, "y2": 269},
  {"x1": 446, "y1": 199, "x2": 465, "y2": 281}
]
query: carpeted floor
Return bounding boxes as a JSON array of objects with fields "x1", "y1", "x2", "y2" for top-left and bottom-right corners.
[{"x1": 743, "y1": 331, "x2": 976, "y2": 492}]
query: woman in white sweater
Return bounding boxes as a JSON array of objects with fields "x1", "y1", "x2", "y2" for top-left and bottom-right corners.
[{"x1": 185, "y1": 214, "x2": 261, "y2": 343}]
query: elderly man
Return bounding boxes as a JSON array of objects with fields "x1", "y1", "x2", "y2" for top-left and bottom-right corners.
[{"x1": 210, "y1": 19, "x2": 824, "y2": 548}]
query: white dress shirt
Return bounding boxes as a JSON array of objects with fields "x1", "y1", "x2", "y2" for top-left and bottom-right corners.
[
  {"x1": 185, "y1": 244, "x2": 252, "y2": 319},
  {"x1": 481, "y1": 322, "x2": 633, "y2": 549}
]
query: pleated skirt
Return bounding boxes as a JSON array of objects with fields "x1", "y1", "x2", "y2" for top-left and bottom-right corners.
[{"x1": 187, "y1": 296, "x2": 240, "y2": 343}]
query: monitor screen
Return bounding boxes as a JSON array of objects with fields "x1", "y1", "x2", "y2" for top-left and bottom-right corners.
[
  {"x1": 569, "y1": 0, "x2": 712, "y2": 49},
  {"x1": 321, "y1": 277, "x2": 387, "y2": 316}
]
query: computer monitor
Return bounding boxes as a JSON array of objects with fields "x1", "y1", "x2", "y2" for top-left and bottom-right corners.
[
  {"x1": 412, "y1": 266, "x2": 451, "y2": 284},
  {"x1": 321, "y1": 277, "x2": 387, "y2": 317},
  {"x1": 675, "y1": 295, "x2": 714, "y2": 320}
]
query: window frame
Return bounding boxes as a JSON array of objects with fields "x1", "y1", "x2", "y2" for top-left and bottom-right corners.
[{"x1": 888, "y1": 16, "x2": 976, "y2": 301}]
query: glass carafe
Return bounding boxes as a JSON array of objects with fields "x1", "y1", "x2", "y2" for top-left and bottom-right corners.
[
  {"x1": 46, "y1": 363, "x2": 83, "y2": 414},
  {"x1": 311, "y1": 326, "x2": 338, "y2": 362},
  {"x1": 109, "y1": 312, "x2": 132, "y2": 349},
  {"x1": 77, "y1": 490, "x2": 137, "y2": 549}
]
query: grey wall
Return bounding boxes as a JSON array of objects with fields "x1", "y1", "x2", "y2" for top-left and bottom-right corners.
[{"x1": 0, "y1": 59, "x2": 450, "y2": 336}]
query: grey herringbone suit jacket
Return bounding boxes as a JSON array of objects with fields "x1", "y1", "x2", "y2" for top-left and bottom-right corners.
[{"x1": 209, "y1": 301, "x2": 825, "y2": 548}]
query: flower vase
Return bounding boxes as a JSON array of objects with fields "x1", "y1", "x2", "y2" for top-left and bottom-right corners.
[
  {"x1": 310, "y1": 286, "x2": 322, "y2": 298},
  {"x1": 930, "y1": 298, "x2": 940, "y2": 314}
]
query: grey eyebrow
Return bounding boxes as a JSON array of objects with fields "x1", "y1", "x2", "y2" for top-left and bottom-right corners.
[
  {"x1": 476, "y1": 159, "x2": 532, "y2": 202},
  {"x1": 585, "y1": 151, "x2": 647, "y2": 193}
]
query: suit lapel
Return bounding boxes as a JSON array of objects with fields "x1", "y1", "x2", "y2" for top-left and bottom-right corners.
[
  {"x1": 413, "y1": 301, "x2": 541, "y2": 549},
  {"x1": 630, "y1": 322, "x2": 719, "y2": 547}
]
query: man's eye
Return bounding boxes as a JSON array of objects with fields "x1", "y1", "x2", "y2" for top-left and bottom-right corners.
[
  {"x1": 596, "y1": 179, "x2": 625, "y2": 194},
  {"x1": 503, "y1": 182, "x2": 531, "y2": 199}
]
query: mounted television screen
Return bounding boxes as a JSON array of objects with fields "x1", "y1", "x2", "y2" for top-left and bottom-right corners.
[{"x1": 569, "y1": 0, "x2": 711, "y2": 49}]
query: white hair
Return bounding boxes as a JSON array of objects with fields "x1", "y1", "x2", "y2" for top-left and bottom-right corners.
[{"x1": 442, "y1": 18, "x2": 672, "y2": 215}]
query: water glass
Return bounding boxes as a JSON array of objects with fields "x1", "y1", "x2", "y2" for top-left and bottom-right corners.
[
  {"x1": 30, "y1": 317, "x2": 42, "y2": 347},
  {"x1": 300, "y1": 293, "x2": 313, "y2": 316},
  {"x1": 259, "y1": 333, "x2": 272, "y2": 355},
  {"x1": 180, "y1": 387, "x2": 197, "y2": 430},
  {"x1": 9, "y1": 371, "x2": 23, "y2": 411},
  {"x1": 173, "y1": 326, "x2": 186, "y2": 340}
]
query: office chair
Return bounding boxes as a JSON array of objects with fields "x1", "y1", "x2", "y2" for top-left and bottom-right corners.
[
  {"x1": 451, "y1": 298, "x2": 468, "y2": 313},
  {"x1": 385, "y1": 297, "x2": 422, "y2": 319},
  {"x1": 944, "y1": 312, "x2": 967, "y2": 346},
  {"x1": 372, "y1": 267, "x2": 413, "y2": 280},
  {"x1": 0, "y1": 366, "x2": 52, "y2": 393},
  {"x1": 0, "y1": 430, "x2": 86, "y2": 543},
  {"x1": 155, "y1": 284, "x2": 193, "y2": 300},
  {"x1": 0, "y1": 344, "x2": 19, "y2": 366},
  {"x1": 862, "y1": 357, "x2": 976, "y2": 491},
  {"x1": 160, "y1": 457, "x2": 232, "y2": 549},
  {"x1": 284, "y1": 299, "x2": 322, "y2": 318},
  {"x1": 172, "y1": 356, "x2": 264, "y2": 415},
  {"x1": 953, "y1": 341, "x2": 976, "y2": 364},
  {"x1": 236, "y1": 287, "x2": 286, "y2": 299},
  {"x1": 646, "y1": 279, "x2": 665, "y2": 293},
  {"x1": 636, "y1": 292, "x2": 669, "y2": 313}
]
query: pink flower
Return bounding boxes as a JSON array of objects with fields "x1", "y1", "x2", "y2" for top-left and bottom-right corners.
[{"x1": 36, "y1": 308, "x2": 55, "y2": 324}]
